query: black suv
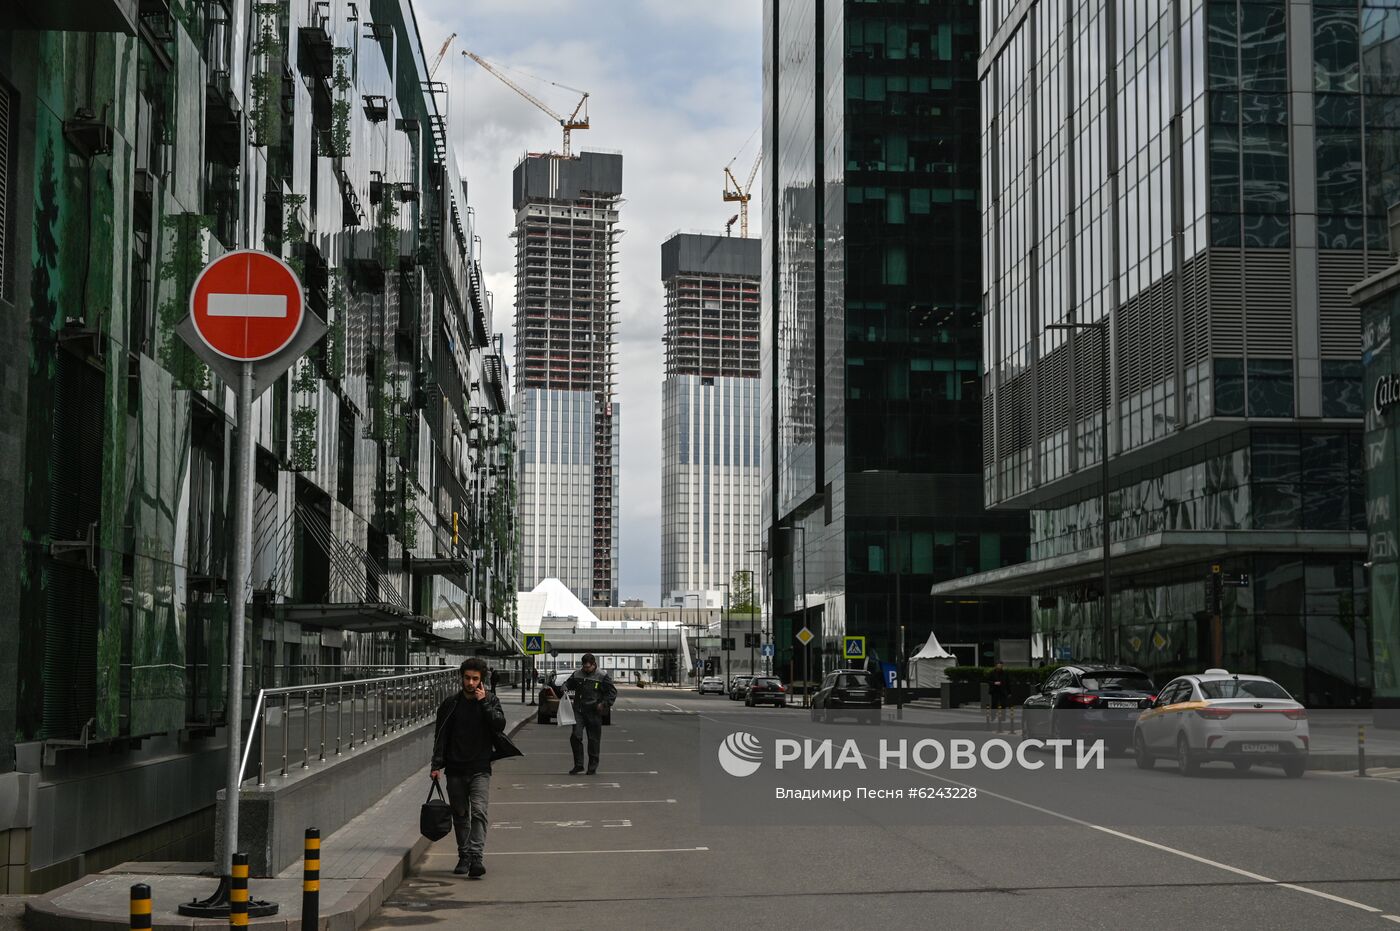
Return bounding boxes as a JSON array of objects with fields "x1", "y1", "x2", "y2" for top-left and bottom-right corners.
[
  {"x1": 811, "y1": 670, "x2": 882, "y2": 720},
  {"x1": 1021, "y1": 664, "x2": 1156, "y2": 752},
  {"x1": 744, "y1": 677, "x2": 788, "y2": 707}
]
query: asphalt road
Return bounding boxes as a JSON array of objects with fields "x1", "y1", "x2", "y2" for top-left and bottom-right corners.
[{"x1": 367, "y1": 687, "x2": 1400, "y2": 930}]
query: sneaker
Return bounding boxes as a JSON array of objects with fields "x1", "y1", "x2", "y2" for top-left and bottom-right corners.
[
  {"x1": 585, "y1": 768, "x2": 597, "y2": 775},
  {"x1": 453, "y1": 856, "x2": 471, "y2": 875},
  {"x1": 468, "y1": 860, "x2": 486, "y2": 878},
  {"x1": 568, "y1": 766, "x2": 584, "y2": 775}
]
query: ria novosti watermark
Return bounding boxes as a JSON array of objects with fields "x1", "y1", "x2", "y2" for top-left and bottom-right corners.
[{"x1": 718, "y1": 731, "x2": 1106, "y2": 778}]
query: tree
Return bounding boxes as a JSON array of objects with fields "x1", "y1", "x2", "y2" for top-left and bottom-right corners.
[{"x1": 729, "y1": 570, "x2": 757, "y2": 617}]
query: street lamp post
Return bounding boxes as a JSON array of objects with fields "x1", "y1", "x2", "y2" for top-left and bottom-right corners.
[
  {"x1": 745, "y1": 548, "x2": 768, "y2": 674},
  {"x1": 1046, "y1": 319, "x2": 1112, "y2": 661},
  {"x1": 779, "y1": 525, "x2": 809, "y2": 707}
]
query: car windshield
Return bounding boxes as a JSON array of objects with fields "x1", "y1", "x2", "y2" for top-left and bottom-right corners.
[
  {"x1": 753, "y1": 678, "x2": 781, "y2": 687},
  {"x1": 1199, "y1": 679, "x2": 1292, "y2": 700},
  {"x1": 1079, "y1": 673, "x2": 1154, "y2": 692},
  {"x1": 838, "y1": 674, "x2": 874, "y2": 688}
]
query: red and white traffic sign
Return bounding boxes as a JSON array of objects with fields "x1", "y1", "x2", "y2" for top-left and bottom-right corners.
[{"x1": 190, "y1": 249, "x2": 305, "y2": 362}]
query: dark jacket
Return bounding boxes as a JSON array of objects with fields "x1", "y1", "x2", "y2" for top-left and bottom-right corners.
[
  {"x1": 560, "y1": 669, "x2": 617, "y2": 719},
  {"x1": 431, "y1": 691, "x2": 507, "y2": 773}
]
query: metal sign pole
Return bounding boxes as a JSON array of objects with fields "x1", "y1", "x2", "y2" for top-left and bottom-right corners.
[{"x1": 223, "y1": 361, "x2": 253, "y2": 877}]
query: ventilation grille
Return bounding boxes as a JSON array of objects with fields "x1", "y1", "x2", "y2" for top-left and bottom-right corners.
[
  {"x1": 1244, "y1": 250, "x2": 1294, "y2": 356},
  {"x1": 1038, "y1": 341, "x2": 1070, "y2": 437},
  {"x1": 1319, "y1": 251, "x2": 1368, "y2": 360},
  {"x1": 1116, "y1": 276, "x2": 1173, "y2": 396},
  {"x1": 1181, "y1": 253, "x2": 1210, "y2": 365},
  {"x1": 1209, "y1": 248, "x2": 1245, "y2": 355}
]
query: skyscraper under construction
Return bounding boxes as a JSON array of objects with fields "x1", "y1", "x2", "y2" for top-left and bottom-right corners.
[{"x1": 513, "y1": 152, "x2": 623, "y2": 606}]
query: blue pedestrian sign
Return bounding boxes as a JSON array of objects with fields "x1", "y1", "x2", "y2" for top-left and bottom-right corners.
[
  {"x1": 523, "y1": 634, "x2": 544, "y2": 655},
  {"x1": 842, "y1": 636, "x2": 866, "y2": 660},
  {"x1": 1055, "y1": 645, "x2": 1072, "y2": 661},
  {"x1": 760, "y1": 643, "x2": 775, "y2": 658}
]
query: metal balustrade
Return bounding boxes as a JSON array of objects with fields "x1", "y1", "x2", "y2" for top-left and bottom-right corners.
[{"x1": 237, "y1": 667, "x2": 459, "y2": 787}]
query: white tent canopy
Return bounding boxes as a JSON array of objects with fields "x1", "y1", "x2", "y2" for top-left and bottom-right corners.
[{"x1": 910, "y1": 631, "x2": 957, "y2": 687}]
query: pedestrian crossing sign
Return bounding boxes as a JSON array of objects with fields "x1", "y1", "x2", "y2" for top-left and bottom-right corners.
[
  {"x1": 843, "y1": 636, "x2": 866, "y2": 660},
  {"x1": 523, "y1": 634, "x2": 544, "y2": 655}
]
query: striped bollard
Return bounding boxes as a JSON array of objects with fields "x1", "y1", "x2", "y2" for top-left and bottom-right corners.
[
  {"x1": 1359, "y1": 724, "x2": 1368, "y2": 778},
  {"x1": 302, "y1": 828, "x2": 321, "y2": 930},
  {"x1": 130, "y1": 883, "x2": 152, "y2": 930},
  {"x1": 229, "y1": 853, "x2": 249, "y2": 927}
]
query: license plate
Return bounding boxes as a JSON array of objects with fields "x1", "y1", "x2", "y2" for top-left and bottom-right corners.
[
  {"x1": 1240, "y1": 743, "x2": 1279, "y2": 753},
  {"x1": 1107, "y1": 701, "x2": 1137, "y2": 709}
]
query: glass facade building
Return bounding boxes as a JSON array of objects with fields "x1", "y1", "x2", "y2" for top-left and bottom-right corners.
[
  {"x1": 937, "y1": 0, "x2": 1399, "y2": 706},
  {"x1": 512, "y1": 152, "x2": 623, "y2": 606},
  {"x1": 0, "y1": 0, "x2": 517, "y2": 888},
  {"x1": 763, "y1": 0, "x2": 1030, "y2": 682},
  {"x1": 660, "y1": 233, "x2": 763, "y2": 606}
]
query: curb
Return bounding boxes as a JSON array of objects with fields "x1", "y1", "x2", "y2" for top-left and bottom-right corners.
[{"x1": 24, "y1": 713, "x2": 535, "y2": 930}]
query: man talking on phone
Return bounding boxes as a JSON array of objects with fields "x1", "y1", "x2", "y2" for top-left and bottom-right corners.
[
  {"x1": 431, "y1": 658, "x2": 506, "y2": 877},
  {"x1": 560, "y1": 653, "x2": 617, "y2": 775}
]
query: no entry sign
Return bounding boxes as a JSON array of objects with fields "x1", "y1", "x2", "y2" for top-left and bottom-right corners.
[{"x1": 190, "y1": 250, "x2": 304, "y2": 361}]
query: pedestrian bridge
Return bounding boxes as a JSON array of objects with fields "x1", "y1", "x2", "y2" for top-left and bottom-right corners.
[{"x1": 526, "y1": 625, "x2": 692, "y2": 654}]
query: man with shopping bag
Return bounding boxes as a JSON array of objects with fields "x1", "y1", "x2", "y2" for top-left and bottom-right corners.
[
  {"x1": 430, "y1": 658, "x2": 511, "y2": 877},
  {"x1": 558, "y1": 653, "x2": 617, "y2": 775}
]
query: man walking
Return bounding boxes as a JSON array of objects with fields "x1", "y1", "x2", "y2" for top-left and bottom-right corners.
[
  {"x1": 986, "y1": 661, "x2": 1010, "y2": 733},
  {"x1": 431, "y1": 658, "x2": 506, "y2": 877},
  {"x1": 560, "y1": 653, "x2": 616, "y2": 775}
]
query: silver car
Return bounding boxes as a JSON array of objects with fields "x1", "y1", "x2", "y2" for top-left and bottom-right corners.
[
  {"x1": 698, "y1": 676, "x2": 725, "y2": 695},
  {"x1": 1132, "y1": 670, "x2": 1308, "y2": 778}
]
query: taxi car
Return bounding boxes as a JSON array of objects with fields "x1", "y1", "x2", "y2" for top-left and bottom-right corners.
[{"x1": 1132, "y1": 669, "x2": 1308, "y2": 778}]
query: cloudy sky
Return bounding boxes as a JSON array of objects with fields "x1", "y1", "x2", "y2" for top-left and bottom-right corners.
[{"x1": 411, "y1": 0, "x2": 763, "y2": 604}]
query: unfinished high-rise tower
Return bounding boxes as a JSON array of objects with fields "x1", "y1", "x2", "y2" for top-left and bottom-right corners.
[{"x1": 512, "y1": 152, "x2": 623, "y2": 607}]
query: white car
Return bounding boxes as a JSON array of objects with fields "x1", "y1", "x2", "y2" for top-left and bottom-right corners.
[
  {"x1": 1132, "y1": 669, "x2": 1308, "y2": 778},
  {"x1": 698, "y1": 676, "x2": 725, "y2": 695}
]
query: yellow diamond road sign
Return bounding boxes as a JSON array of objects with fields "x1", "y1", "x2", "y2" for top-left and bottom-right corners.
[
  {"x1": 1152, "y1": 630, "x2": 1169, "y2": 651},
  {"x1": 523, "y1": 634, "x2": 544, "y2": 655},
  {"x1": 796, "y1": 626, "x2": 814, "y2": 646},
  {"x1": 843, "y1": 636, "x2": 866, "y2": 660}
]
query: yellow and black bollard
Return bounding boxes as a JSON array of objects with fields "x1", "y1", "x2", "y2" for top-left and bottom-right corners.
[
  {"x1": 229, "y1": 853, "x2": 249, "y2": 927},
  {"x1": 302, "y1": 827, "x2": 321, "y2": 930},
  {"x1": 130, "y1": 883, "x2": 152, "y2": 930}
]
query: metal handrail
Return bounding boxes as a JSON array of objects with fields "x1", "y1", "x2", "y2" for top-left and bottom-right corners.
[{"x1": 236, "y1": 668, "x2": 459, "y2": 788}]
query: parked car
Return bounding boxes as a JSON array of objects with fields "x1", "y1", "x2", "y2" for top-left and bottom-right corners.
[
  {"x1": 811, "y1": 670, "x2": 882, "y2": 720},
  {"x1": 1133, "y1": 669, "x2": 1308, "y2": 777},
  {"x1": 745, "y1": 677, "x2": 787, "y2": 707},
  {"x1": 536, "y1": 670, "x2": 612, "y2": 726},
  {"x1": 1021, "y1": 664, "x2": 1157, "y2": 753},
  {"x1": 698, "y1": 676, "x2": 726, "y2": 695},
  {"x1": 728, "y1": 675, "x2": 755, "y2": 701}
]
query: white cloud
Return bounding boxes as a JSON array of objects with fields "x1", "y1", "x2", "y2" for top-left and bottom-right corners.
[{"x1": 419, "y1": 1, "x2": 761, "y2": 604}]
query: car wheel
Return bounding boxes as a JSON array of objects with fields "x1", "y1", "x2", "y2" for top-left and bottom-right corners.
[
  {"x1": 1176, "y1": 734, "x2": 1199, "y2": 776},
  {"x1": 1282, "y1": 759, "x2": 1306, "y2": 779},
  {"x1": 1133, "y1": 731, "x2": 1155, "y2": 770},
  {"x1": 1232, "y1": 760, "x2": 1252, "y2": 772}
]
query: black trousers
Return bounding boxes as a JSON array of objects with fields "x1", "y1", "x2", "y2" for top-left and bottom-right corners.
[{"x1": 570, "y1": 716, "x2": 603, "y2": 770}]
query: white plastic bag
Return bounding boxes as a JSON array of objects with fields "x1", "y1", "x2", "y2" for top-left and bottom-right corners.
[{"x1": 557, "y1": 695, "x2": 577, "y2": 727}]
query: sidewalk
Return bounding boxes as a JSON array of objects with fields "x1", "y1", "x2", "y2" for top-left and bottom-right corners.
[{"x1": 25, "y1": 694, "x2": 535, "y2": 930}]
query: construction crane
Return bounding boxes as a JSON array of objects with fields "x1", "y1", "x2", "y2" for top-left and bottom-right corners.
[
  {"x1": 464, "y1": 50, "x2": 589, "y2": 156},
  {"x1": 429, "y1": 33, "x2": 456, "y2": 78},
  {"x1": 723, "y1": 151, "x2": 761, "y2": 238}
]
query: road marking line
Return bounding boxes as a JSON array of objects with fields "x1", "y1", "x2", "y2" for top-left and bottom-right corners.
[
  {"x1": 518, "y1": 752, "x2": 646, "y2": 756},
  {"x1": 510, "y1": 771, "x2": 659, "y2": 775},
  {"x1": 1381, "y1": 915, "x2": 1400, "y2": 924},
  {"x1": 425, "y1": 847, "x2": 708, "y2": 856},
  {"x1": 493, "y1": 799, "x2": 677, "y2": 805},
  {"x1": 735, "y1": 716, "x2": 1393, "y2": 920}
]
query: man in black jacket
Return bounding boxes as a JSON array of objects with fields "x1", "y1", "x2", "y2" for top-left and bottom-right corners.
[
  {"x1": 561, "y1": 654, "x2": 617, "y2": 775},
  {"x1": 431, "y1": 658, "x2": 506, "y2": 877}
]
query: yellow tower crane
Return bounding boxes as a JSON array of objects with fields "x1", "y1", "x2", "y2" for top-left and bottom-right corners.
[
  {"x1": 429, "y1": 33, "x2": 457, "y2": 78},
  {"x1": 464, "y1": 50, "x2": 589, "y2": 156},
  {"x1": 723, "y1": 151, "x2": 761, "y2": 238}
]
